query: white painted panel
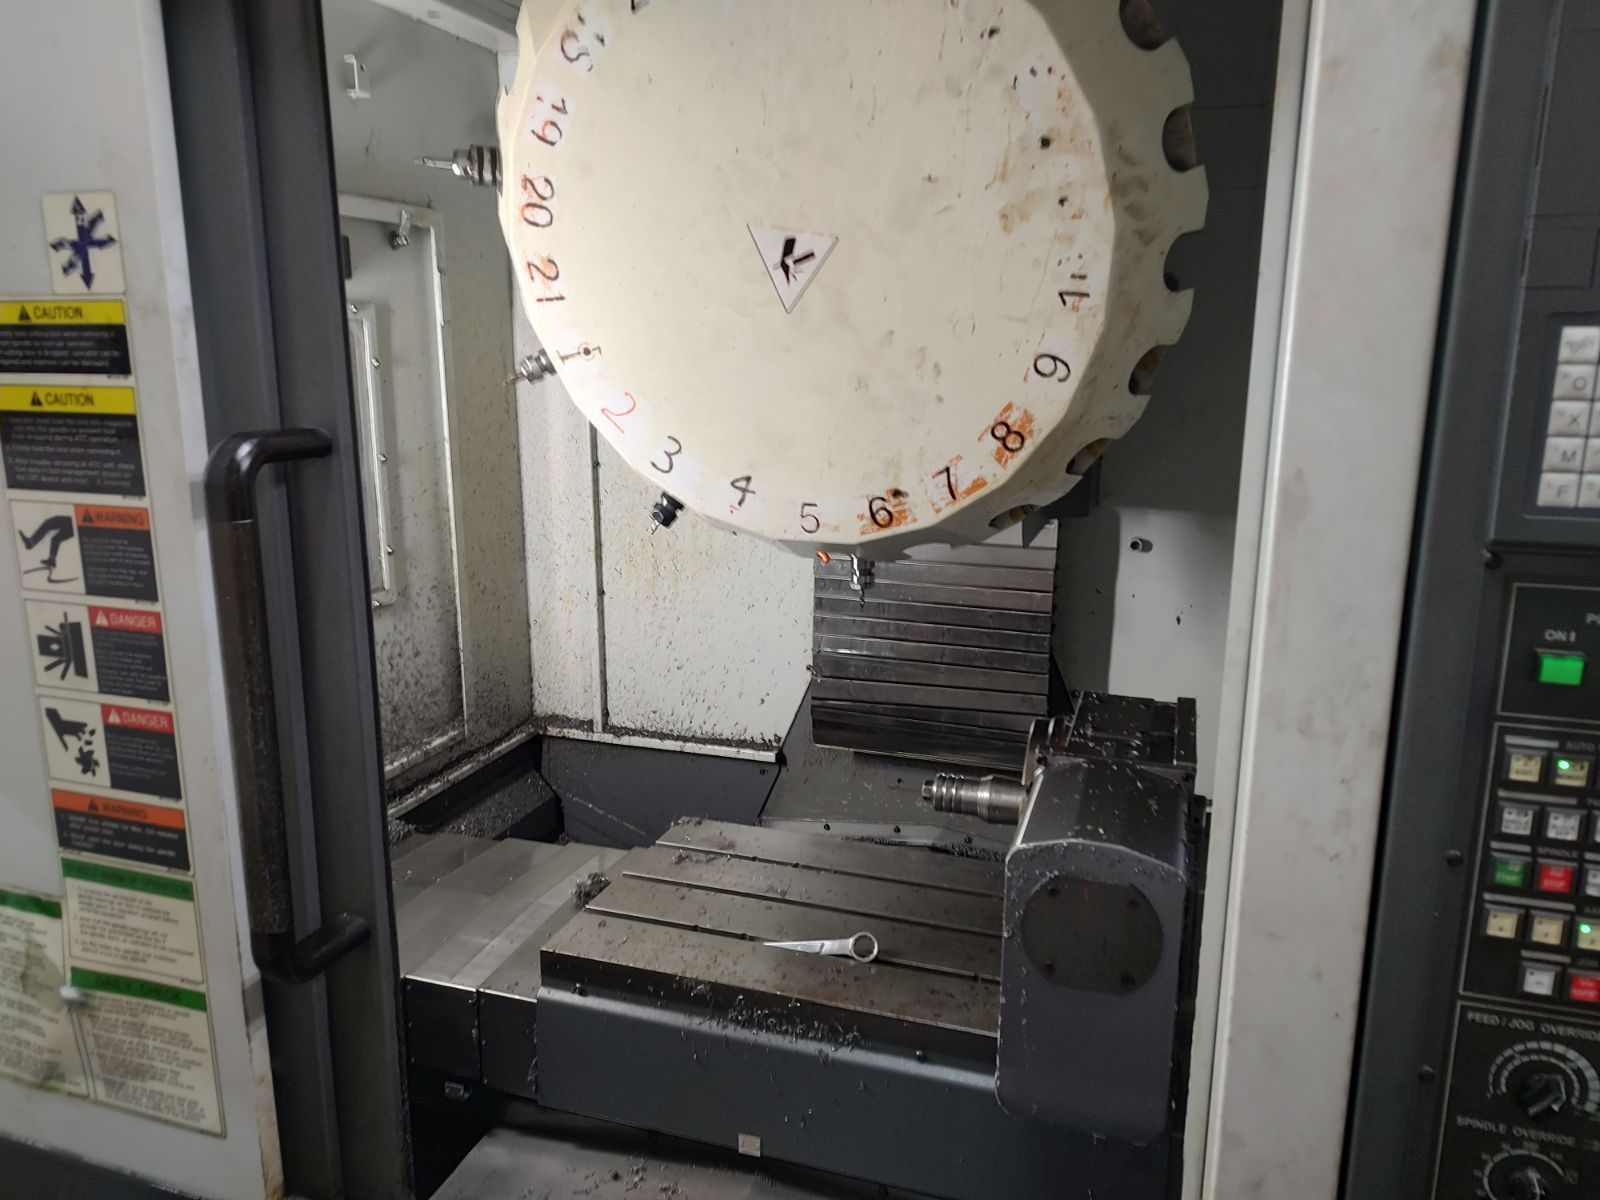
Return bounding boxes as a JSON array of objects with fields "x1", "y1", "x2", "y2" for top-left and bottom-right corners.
[
  {"x1": 0, "y1": 507, "x2": 55, "y2": 896},
  {"x1": 0, "y1": 2, "x2": 278, "y2": 1193},
  {"x1": 1056, "y1": 507, "x2": 1236, "y2": 796},
  {"x1": 516, "y1": 307, "x2": 602, "y2": 727},
  {"x1": 595, "y1": 438, "x2": 812, "y2": 750},
  {"x1": 1202, "y1": 0, "x2": 1477, "y2": 1195},
  {"x1": 516, "y1": 305, "x2": 812, "y2": 750},
  {"x1": 324, "y1": 0, "x2": 534, "y2": 781}
]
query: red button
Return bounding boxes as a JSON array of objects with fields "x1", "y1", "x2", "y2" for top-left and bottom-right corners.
[
  {"x1": 1570, "y1": 973, "x2": 1600, "y2": 1004},
  {"x1": 1537, "y1": 863, "x2": 1577, "y2": 895}
]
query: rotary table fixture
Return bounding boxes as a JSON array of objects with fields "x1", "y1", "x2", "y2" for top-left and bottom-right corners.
[{"x1": 498, "y1": 0, "x2": 1207, "y2": 557}]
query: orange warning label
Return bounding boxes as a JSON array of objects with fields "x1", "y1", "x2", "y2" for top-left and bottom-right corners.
[
  {"x1": 74, "y1": 504, "x2": 148, "y2": 531},
  {"x1": 52, "y1": 788, "x2": 190, "y2": 872},
  {"x1": 52, "y1": 791, "x2": 184, "y2": 830}
]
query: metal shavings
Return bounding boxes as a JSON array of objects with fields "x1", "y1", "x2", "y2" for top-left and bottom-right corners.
[{"x1": 573, "y1": 871, "x2": 612, "y2": 906}]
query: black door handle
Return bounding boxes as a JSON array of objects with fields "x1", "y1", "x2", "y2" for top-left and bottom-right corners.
[{"x1": 206, "y1": 429, "x2": 370, "y2": 984}]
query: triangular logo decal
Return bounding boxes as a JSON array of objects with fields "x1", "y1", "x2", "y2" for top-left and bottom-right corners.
[{"x1": 749, "y1": 224, "x2": 838, "y2": 315}]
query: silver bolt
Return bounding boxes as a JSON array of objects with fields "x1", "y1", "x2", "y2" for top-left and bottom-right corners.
[
  {"x1": 385, "y1": 544, "x2": 395, "y2": 555},
  {"x1": 370, "y1": 356, "x2": 381, "y2": 368}
]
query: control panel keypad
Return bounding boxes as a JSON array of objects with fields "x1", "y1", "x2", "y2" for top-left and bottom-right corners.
[
  {"x1": 1469, "y1": 726, "x2": 1600, "y2": 1013},
  {"x1": 1538, "y1": 324, "x2": 1600, "y2": 510}
]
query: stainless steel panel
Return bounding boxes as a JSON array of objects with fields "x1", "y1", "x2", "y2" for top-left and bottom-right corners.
[
  {"x1": 392, "y1": 833, "x2": 496, "y2": 911},
  {"x1": 619, "y1": 845, "x2": 1001, "y2": 934},
  {"x1": 814, "y1": 612, "x2": 1051, "y2": 653},
  {"x1": 814, "y1": 558, "x2": 1054, "y2": 593},
  {"x1": 812, "y1": 652, "x2": 1047, "y2": 695},
  {"x1": 810, "y1": 715, "x2": 1026, "y2": 771},
  {"x1": 396, "y1": 839, "x2": 564, "y2": 975},
  {"x1": 656, "y1": 820, "x2": 1003, "y2": 896},
  {"x1": 809, "y1": 677, "x2": 1048, "y2": 715},
  {"x1": 477, "y1": 898, "x2": 601, "y2": 1001},
  {"x1": 809, "y1": 699, "x2": 1037, "y2": 735},
  {"x1": 407, "y1": 842, "x2": 611, "y2": 987},
  {"x1": 814, "y1": 596, "x2": 1050, "y2": 633},
  {"x1": 815, "y1": 576, "x2": 1052, "y2": 613},
  {"x1": 813, "y1": 633, "x2": 1049, "y2": 674},
  {"x1": 435, "y1": 1107, "x2": 898, "y2": 1200}
]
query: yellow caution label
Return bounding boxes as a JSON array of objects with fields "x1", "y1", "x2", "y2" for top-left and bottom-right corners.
[
  {"x1": 0, "y1": 299, "x2": 126, "y2": 326},
  {"x1": 0, "y1": 385, "x2": 136, "y2": 414}
]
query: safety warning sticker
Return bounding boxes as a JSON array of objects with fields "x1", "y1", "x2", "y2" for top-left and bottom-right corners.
[
  {"x1": 0, "y1": 386, "x2": 144, "y2": 497},
  {"x1": 61, "y1": 859, "x2": 202, "y2": 986},
  {"x1": 0, "y1": 888, "x2": 89, "y2": 1097},
  {"x1": 42, "y1": 194, "x2": 124, "y2": 297},
  {"x1": 37, "y1": 698, "x2": 182, "y2": 801},
  {"x1": 71, "y1": 967, "x2": 221, "y2": 1134},
  {"x1": 53, "y1": 791, "x2": 189, "y2": 874},
  {"x1": 55, "y1": 790, "x2": 191, "y2": 876},
  {"x1": 25, "y1": 601, "x2": 169, "y2": 702},
  {"x1": 10, "y1": 500, "x2": 157, "y2": 602},
  {"x1": 0, "y1": 300, "x2": 130, "y2": 376}
]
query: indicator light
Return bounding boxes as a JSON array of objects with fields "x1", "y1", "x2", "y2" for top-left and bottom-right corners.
[{"x1": 1537, "y1": 650, "x2": 1586, "y2": 687}]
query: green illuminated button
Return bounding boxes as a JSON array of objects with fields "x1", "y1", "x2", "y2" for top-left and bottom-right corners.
[
  {"x1": 1538, "y1": 650, "x2": 1586, "y2": 687},
  {"x1": 1493, "y1": 856, "x2": 1531, "y2": 889}
]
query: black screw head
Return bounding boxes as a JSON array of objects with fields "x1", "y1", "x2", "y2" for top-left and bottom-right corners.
[
  {"x1": 1445, "y1": 850, "x2": 1465, "y2": 867},
  {"x1": 650, "y1": 493, "x2": 684, "y2": 529}
]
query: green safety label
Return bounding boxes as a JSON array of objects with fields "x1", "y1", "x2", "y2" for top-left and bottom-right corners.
[
  {"x1": 61, "y1": 857, "x2": 194, "y2": 902},
  {"x1": 0, "y1": 888, "x2": 62, "y2": 919},
  {"x1": 70, "y1": 967, "x2": 207, "y2": 1013}
]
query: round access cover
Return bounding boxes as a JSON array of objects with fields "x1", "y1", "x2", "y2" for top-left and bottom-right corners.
[{"x1": 499, "y1": 0, "x2": 1206, "y2": 556}]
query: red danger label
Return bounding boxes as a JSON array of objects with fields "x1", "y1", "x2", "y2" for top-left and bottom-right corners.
[
  {"x1": 101, "y1": 705, "x2": 174, "y2": 734},
  {"x1": 88, "y1": 606, "x2": 162, "y2": 634}
]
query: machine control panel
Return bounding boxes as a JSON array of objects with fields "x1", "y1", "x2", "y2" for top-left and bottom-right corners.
[
  {"x1": 1351, "y1": 10, "x2": 1600, "y2": 1197},
  {"x1": 1535, "y1": 321, "x2": 1600, "y2": 514},
  {"x1": 1436, "y1": 1004, "x2": 1600, "y2": 1199},
  {"x1": 1466, "y1": 587, "x2": 1600, "y2": 1015},
  {"x1": 1441, "y1": 585, "x2": 1600, "y2": 1196}
]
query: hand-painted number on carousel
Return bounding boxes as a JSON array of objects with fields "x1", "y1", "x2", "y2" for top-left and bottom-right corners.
[
  {"x1": 529, "y1": 86, "x2": 569, "y2": 147},
  {"x1": 652, "y1": 437, "x2": 682, "y2": 474},
  {"x1": 599, "y1": 389, "x2": 634, "y2": 434},
  {"x1": 991, "y1": 422, "x2": 1026, "y2": 454},
  {"x1": 520, "y1": 175, "x2": 556, "y2": 228},
  {"x1": 1032, "y1": 352, "x2": 1072, "y2": 383}
]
